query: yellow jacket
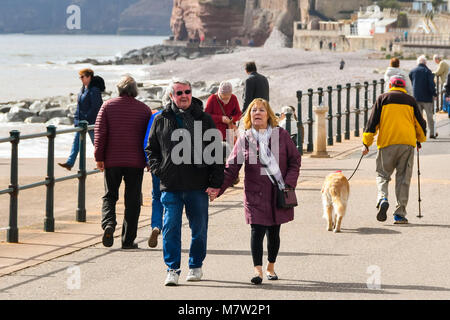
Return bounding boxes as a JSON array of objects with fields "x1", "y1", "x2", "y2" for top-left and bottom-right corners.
[{"x1": 363, "y1": 87, "x2": 427, "y2": 149}]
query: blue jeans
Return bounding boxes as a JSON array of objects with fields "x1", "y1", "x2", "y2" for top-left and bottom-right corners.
[
  {"x1": 161, "y1": 190, "x2": 209, "y2": 271},
  {"x1": 443, "y1": 93, "x2": 449, "y2": 114},
  {"x1": 151, "y1": 173, "x2": 164, "y2": 230},
  {"x1": 66, "y1": 129, "x2": 95, "y2": 167}
]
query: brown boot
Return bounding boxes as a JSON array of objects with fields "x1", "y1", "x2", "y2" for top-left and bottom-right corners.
[{"x1": 58, "y1": 162, "x2": 73, "y2": 171}]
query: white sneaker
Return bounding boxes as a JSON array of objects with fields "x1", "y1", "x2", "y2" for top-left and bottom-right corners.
[
  {"x1": 164, "y1": 269, "x2": 180, "y2": 286},
  {"x1": 186, "y1": 268, "x2": 203, "y2": 281}
]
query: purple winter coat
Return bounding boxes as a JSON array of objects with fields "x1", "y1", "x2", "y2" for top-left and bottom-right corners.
[{"x1": 218, "y1": 127, "x2": 301, "y2": 226}]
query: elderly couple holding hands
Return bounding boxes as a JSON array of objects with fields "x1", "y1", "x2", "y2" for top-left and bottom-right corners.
[{"x1": 94, "y1": 76, "x2": 301, "y2": 287}]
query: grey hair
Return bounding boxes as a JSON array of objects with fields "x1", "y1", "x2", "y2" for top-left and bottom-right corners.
[
  {"x1": 161, "y1": 86, "x2": 172, "y2": 105},
  {"x1": 433, "y1": 54, "x2": 441, "y2": 61},
  {"x1": 417, "y1": 55, "x2": 427, "y2": 65},
  {"x1": 117, "y1": 75, "x2": 138, "y2": 97},
  {"x1": 168, "y1": 78, "x2": 191, "y2": 94}
]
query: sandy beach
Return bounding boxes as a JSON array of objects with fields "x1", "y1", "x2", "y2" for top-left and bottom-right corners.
[{"x1": 142, "y1": 47, "x2": 425, "y2": 112}]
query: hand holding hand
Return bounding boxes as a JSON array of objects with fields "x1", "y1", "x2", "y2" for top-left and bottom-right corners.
[{"x1": 206, "y1": 187, "x2": 220, "y2": 202}]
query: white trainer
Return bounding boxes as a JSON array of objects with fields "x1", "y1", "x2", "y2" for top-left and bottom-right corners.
[
  {"x1": 186, "y1": 268, "x2": 203, "y2": 281},
  {"x1": 164, "y1": 269, "x2": 180, "y2": 286}
]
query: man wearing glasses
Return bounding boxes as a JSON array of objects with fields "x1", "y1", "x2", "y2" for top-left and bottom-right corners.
[{"x1": 145, "y1": 79, "x2": 224, "y2": 286}]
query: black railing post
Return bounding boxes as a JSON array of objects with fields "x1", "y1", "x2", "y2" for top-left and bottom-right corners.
[
  {"x1": 318, "y1": 87, "x2": 323, "y2": 106},
  {"x1": 286, "y1": 112, "x2": 292, "y2": 136},
  {"x1": 363, "y1": 81, "x2": 369, "y2": 128},
  {"x1": 336, "y1": 85, "x2": 342, "y2": 143},
  {"x1": 372, "y1": 80, "x2": 378, "y2": 104},
  {"x1": 307, "y1": 89, "x2": 314, "y2": 152},
  {"x1": 327, "y1": 86, "x2": 333, "y2": 146},
  {"x1": 8, "y1": 130, "x2": 20, "y2": 243},
  {"x1": 355, "y1": 82, "x2": 361, "y2": 137},
  {"x1": 345, "y1": 83, "x2": 351, "y2": 140},
  {"x1": 296, "y1": 90, "x2": 303, "y2": 155},
  {"x1": 76, "y1": 121, "x2": 88, "y2": 223},
  {"x1": 44, "y1": 125, "x2": 56, "y2": 232},
  {"x1": 380, "y1": 78, "x2": 385, "y2": 94}
]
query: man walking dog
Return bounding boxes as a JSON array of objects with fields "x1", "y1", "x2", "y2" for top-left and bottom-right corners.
[{"x1": 362, "y1": 76, "x2": 427, "y2": 224}]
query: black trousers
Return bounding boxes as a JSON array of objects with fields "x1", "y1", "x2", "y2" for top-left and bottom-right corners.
[
  {"x1": 250, "y1": 224, "x2": 281, "y2": 267},
  {"x1": 101, "y1": 167, "x2": 144, "y2": 246}
]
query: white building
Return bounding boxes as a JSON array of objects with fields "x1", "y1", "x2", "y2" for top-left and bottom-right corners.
[{"x1": 356, "y1": 5, "x2": 397, "y2": 36}]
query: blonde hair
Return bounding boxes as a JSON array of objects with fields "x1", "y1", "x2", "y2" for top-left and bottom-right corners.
[{"x1": 243, "y1": 98, "x2": 279, "y2": 130}]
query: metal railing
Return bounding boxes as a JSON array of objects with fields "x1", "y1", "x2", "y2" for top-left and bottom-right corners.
[
  {"x1": 290, "y1": 77, "x2": 445, "y2": 155},
  {"x1": 0, "y1": 121, "x2": 99, "y2": 243}
]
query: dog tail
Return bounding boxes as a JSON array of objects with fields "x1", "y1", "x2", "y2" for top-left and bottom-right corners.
[{"x1": 330, "y1": 184, "x2": 349, "y2": 217}]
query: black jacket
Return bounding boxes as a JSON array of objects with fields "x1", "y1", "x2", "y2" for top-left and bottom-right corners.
[
  {"x1": 145, "y1": 98, "x2": 224, "y2": 192},
  {"x1": 242, "y1": 71, "x2": 270, "y2": 113}
]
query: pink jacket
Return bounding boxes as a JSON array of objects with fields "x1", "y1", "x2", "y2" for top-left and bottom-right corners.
[{"x1": 218, "y1": 127, "x2": 301, "y2": 226}]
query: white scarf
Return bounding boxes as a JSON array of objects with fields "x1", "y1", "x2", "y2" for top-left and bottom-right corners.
[{"x1": 251, "y1": 126, "x2": 285, "y2": 190}]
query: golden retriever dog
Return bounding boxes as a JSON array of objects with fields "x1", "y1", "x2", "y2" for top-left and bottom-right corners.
[{"x1": 321, "y1": 171, "x2": 350, "y2": 233}]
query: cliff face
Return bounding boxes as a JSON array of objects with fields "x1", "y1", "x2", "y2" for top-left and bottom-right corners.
[
  {"x1": 0, "y1": 0, "x2": 171, "y2": 35},
  {"x1": 170, "y1": 0, "x2": 300, "y2": 46},
  {"x1": 170, "y1": 0, "x2": 374, "y2": 46},
  {"x1": 170, "y1": 0, "x2": 246, "y2": 41}
]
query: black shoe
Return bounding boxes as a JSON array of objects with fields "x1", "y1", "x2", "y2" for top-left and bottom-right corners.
[
  {"x1": 377, "y1": 199, "x2": 389, "y2": 222},
  {"x1": 58, "y1": 162, "x2": 73, "y2": 171},
  {"x1": 121, "y1": 243, "x2": 139, "y2": 250},
  {"x1": 430, "y1": 134, "x2": 438, "y2": 139},
  {"x1": 102, "y1": 226, "x2": 114, "y2": 247},
  {"x1": 251, "y1": 275, "x2": 263, "y2": 285},
  {"x1": 266, "y1": 273, "x2": 278, "y2": 280}
]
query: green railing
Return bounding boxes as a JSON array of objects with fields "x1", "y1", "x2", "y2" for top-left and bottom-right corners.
[{"x1": 0, "y1": 121, "x2": 99, "y2": 243}]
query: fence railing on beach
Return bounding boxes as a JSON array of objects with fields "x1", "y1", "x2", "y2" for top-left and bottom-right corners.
[
  {"x1": 0, "y1": 121, "x2": 99, "y2": 243},
  {"x1": 290, "y1": 76, "x2": 446, "y2": 155},
  {"x1": 0, "y1": 77, "x2": 446, "y2": 243}
]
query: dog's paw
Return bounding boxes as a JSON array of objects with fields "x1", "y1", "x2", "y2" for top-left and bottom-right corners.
[{"x1": 333, "y1": 228, "x2": 341, "y2": 233}]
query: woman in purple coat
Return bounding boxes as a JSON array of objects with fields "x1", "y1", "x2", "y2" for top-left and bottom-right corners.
[{"x1": 210, "y1": 98, "x2": 301, "y2": 285}]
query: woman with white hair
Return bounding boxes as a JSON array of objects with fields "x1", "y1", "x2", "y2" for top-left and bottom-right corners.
[{"x1": 205, "y1": 81, "x2": 242, "y2": 185}]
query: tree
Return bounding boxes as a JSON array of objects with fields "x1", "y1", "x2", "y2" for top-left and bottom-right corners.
[
  {"x1": 377, "y1": 0, "x2": 401, "y2": 10},
  {"x1": 432, "y1": 0, "x2": 444, "y2": 11}
]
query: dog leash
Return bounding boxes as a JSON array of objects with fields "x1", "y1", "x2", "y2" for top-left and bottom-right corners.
[{"x1": 347, "y1": 153, "x2": 364, "y2": 182}]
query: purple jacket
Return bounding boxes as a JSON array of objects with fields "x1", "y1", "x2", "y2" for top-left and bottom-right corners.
[
  {"x1": 218, "y1": 127, "x2": 301, "y2": 226},
  {"x1": 94, "y1": 96, "x2": 151, "y2": 168}
]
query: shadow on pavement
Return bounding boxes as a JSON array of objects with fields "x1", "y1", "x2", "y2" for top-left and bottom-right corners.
[{"x1": 342, "y1": 227, "x2": 401, "y2": 235}]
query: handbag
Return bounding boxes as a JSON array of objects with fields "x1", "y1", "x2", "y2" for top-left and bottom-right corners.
[
  {"x1": 245, "y1": 134, "x2": 298, "y2": 209},
  {"x1": 216, "y1": 94, "x2": 238, "y2": 144},
  {"x1": 276, "y1": 186, "x2": 298, "y2": 209}
]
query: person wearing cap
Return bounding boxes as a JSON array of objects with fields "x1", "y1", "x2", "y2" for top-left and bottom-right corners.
[
  {"x1": 409, "y1": 55, "x2": 438, "y2": 139},
  {"x1": 205, "y1": 81, "x2": 242, "y2": 186},
  {"x1": 362, "y1": 75, "x2": 427, "y2": 225},
  {"x1": 278, "y1": 106, "x2": 298, "y2": 142}
]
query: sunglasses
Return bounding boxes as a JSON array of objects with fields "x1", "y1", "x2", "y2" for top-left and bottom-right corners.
[{"x1": 175, "y1": 90, "x2": 192, "y2": 96}]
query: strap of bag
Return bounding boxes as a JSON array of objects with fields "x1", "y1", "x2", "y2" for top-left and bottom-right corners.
[{"x1": 216, "y1": 94, "x2": 236, "y2": 129}]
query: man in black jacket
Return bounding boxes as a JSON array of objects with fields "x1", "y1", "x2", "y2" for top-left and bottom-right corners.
[
  {"x1": 146, "y1": 78, "x2": 224, "y2": 286},
  {"x1": 242, "y1": 61, "x2": 269, "y2": 114}
]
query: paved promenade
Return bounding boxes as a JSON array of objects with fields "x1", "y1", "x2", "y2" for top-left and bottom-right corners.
[{"x1": 1, "y1": 114, "x2": 450, "y2": 300}]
